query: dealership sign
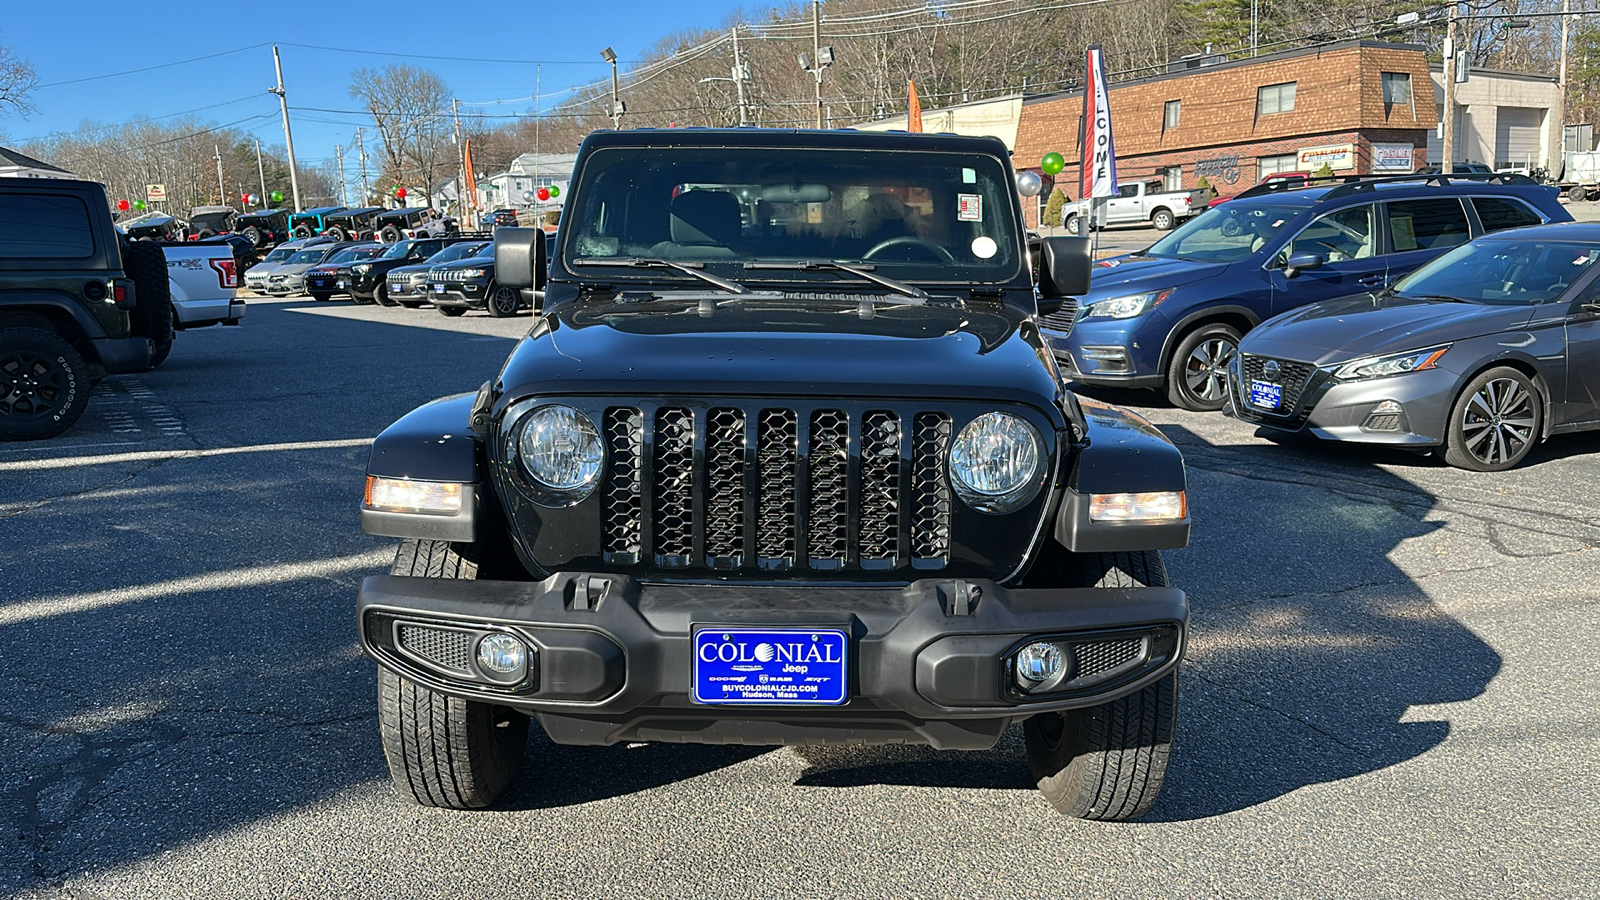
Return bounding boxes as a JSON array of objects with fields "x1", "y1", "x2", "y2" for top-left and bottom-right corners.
[
  {"x1": 1372, "y1": 143, "x2": 1415, "y2": 171},
  {"x1": 1297, "y1": 144, "x2": 1355, "y2": 170}
]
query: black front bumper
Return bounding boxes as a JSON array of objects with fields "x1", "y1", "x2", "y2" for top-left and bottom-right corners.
[
  {"x1": 304, "y1": 274, "x2": 345, "y2": 295},
  {"x1": 429, "y1": 281, "x2": 489, "y2": 308},
  {"x1": 357, "y1": 573, "x2": 1187, "y2": 750}
]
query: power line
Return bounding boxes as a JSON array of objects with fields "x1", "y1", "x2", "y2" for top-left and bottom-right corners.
[
  {"x1": 36, "y1": 43, "x2": 271, "y2": 88},
  {"x1": 277, "y1": 42, "x2": 630, "y2": 66},
  {"x1": 9, "y1": 94, "x2": 269, "y2": 144}
]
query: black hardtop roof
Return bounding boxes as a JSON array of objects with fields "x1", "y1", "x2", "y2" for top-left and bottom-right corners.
[
  {"x1": 296, "y1": 206, "x2": 347, "y2": 217},
  {"x1": 238, "y1": 208, "x2": 289, "y2": 219},
  {"x1": 579, "y1": 126, "x2": 1011, "y2": 157},
  {"x1": 327, "y1": 207, "x2": 383, "y2": 219},
  {"x1": 379, "y1": 207, "x2": 435, "y2": 217}
]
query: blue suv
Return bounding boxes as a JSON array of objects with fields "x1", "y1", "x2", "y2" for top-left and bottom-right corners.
[{"x1": 1041, "y1": 174, "x2": 1571, "y2": 410}]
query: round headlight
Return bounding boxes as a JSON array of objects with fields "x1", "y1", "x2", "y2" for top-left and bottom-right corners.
[
  {"x1": 948, "y1": 412, "x2": 1044, "y2": 513},
  {"x1": 516, "y1": 405, "x2": 604, "y2": 496}
]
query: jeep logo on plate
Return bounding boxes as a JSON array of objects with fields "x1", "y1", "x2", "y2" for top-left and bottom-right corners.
[{"x1": 1262, "y1": 360, "x2": 1282, "y2": 381}]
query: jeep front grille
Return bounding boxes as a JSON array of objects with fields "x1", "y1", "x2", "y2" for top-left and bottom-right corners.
[
  {"x1": 1039, "y1": 297, "x2": 1079, "y2": 335},
  {"x1": 599, "y1": 403, "x2": 953, "y2": 572}
]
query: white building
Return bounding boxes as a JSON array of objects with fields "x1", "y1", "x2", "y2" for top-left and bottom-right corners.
[
  {"x1": 0, "y1": 146, "x2": 75, "y2": 179},
  {"x1": 1428, "y1": 64, "x2": 1562, "y2": 173},
  {"x1": 854, "y1": 95, "x2": 1023, "y2": 150},
  {"x1": 476, "y1": 152, "x2": 578, "y2": 213}
]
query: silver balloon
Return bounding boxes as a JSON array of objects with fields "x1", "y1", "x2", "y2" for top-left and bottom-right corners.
[
  {"x1": 1015, "y1": 170, "x2": 1044, "y2": 197},
  {"x1": 522, "y1": 190, "x2": 537, "y2": 203}
]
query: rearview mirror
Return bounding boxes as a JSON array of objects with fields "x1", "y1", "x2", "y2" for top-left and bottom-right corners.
[
  {"x1": 1037, "y1": 237, "x2": 1093, "y2": 316},
  {"x1": 494, "y1": 227, "x2": 548, "y2": 290},
  {"x1": 1283, "y1": 251, "x2": 1324, "y2": 278}
]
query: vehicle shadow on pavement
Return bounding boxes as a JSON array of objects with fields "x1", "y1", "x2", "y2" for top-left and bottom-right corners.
[
  {"x1": 788, "y1": 422, "x2": 1503, "y2": 822},
  {"x1": 501, "y1": 735, "x2": 766, "y2": 810}
]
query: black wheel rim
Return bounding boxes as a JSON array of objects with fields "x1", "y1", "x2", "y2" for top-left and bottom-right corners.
[
  {"x1": 0, "y1": 350, "x2": 70, "y2": 420},
  {"x1": 1182, "y1": 337, "x2": 1236, "y2": 403},
  {"x1": 493, "y1": 288, "x2": 517, "y2": 315},
  {"x1": 1461, "y1": 377, "x2": 1536, "y2": 466}
]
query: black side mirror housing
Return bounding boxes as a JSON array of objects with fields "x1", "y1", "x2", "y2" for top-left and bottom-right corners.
[
  {"x1": 494, "y1": 227, "x2": 548, "y2": 290},
  {"x1": 1036, "y1": 236, "x2": 1093, "y2": 316},
  {"x1": 1283, "y1": 251, "x2": 1324, "y2": 278}
]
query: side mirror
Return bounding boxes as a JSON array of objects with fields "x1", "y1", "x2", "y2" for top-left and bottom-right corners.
[
  {"x1": 494, "y1": 227, "x2": 547, "y2": 290},
  {"x1": 1283, "y1": 251, "x2": 1324, "y2": 278},
  {"x1": 1037, "y1": 237, "x2": 1093, "y2": 314}
]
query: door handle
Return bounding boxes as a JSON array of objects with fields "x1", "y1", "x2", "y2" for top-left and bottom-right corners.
[{"x1": 1357, "y1": 274, "x2": 1386, "y2": 286}]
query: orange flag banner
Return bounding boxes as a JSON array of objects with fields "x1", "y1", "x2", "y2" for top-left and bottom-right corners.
[
  {"x1": 463, "y1": 138, "x2": 477, "y2": 218},
  {"x1": 908, "y1": 79, "x2": 923, "y2": 133}
]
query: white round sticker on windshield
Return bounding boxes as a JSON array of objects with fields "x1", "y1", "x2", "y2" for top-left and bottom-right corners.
[{"x1": 971, "y1": 236, "x2": 998, "y2": 259}]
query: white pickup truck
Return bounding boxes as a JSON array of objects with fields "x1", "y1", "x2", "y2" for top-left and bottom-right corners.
[
  {"x1": 1062, "y1": 180, "x2": 1209, "y2": 233},
  {"x1": 163, "y1": 241, "x2": 246, "y2": 331}
]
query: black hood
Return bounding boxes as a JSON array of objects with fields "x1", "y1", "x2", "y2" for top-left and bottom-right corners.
[
  {"x1": 1244, "y1": 292, "x2": 1540, "y2": 365},
  {"x1": 494, "y1": 295, "x2": 1065, "y2": 413}
]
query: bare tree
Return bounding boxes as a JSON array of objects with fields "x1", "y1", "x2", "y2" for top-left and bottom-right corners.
[
  {"x1": 350, "y1": 65, "x2": 453, "y2": 205},
  {"x1": 0, "y1": 36, "x2": 39, "y2": 122}
]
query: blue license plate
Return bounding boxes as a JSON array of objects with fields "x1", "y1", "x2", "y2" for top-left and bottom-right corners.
[
  {"x1": 433, "y1": 283, "x2": 445, "y2": 293},
  {"x1": 1249, "y1": 380, "x2": 1283, "y2": 410},
  {"x1": 693, "y1": 628, "x2": 848, "y2": 706}
]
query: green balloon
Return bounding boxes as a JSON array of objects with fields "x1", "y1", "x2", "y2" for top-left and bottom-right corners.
[
  {"x1": 548, "y1": 185, "x2": 560, "y2": 198},
  {"x1": 269, "y1": 190, "x2": 284, "y2": 203},
  {"x1": 1041, "y1": 152, "x2": 1066, "y2": 176},
  {"x1": 133, "y1": 199, "x2": 146, "y2": 210}
]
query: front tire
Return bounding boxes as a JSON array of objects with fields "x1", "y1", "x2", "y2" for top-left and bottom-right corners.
[
  {"x1": 1166, "y1": 323, "x2": 1241, "y2": 412},
  {"x1": 0, "y1": 327, "x2": 92, "y2": 441},
  {"x1": 378, "y1": 540, "x2": 530, "y2": 809},
  {"x1": 1064, "y1": 214, "x2": 1083, "y2": 236},
  {"x1": 1568, "y1": 186, "x2": 1588, "y2": 203},
  {"x1": 487, "y1": 284, "x2": 520, "y2": 318},
  {"x1": 438, "y1": 306, "x2": 467, "y2": 317},
  {"x1": 1151, "y1": 208, "x2": 1175, "y2": 231},
  {"x1": 1024, "y1": 551, "x2": 1178, "y2": 821},
  {"x1": 1442, "y1": 367, "x2": 1542, "y2": 471},
  {"x1": 373, "y1": 282, "x2": 395, "y2": 307},
  {"x1": 310, "y1": 292, "x2": 332, "y2": 302}
]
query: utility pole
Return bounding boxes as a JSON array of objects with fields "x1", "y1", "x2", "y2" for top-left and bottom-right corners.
[
  {"x1": 268, "y1": 45, "x2": 303, "y2": 213},
  {"x1": 534, "y1": 65, "x2": 542, "y2": 218},
  {"x1": 336, "y1": 144, "x2": 346, "y2": 208},
  {"x1": 255, "y1": 139, "x2": 268, "y2": 208},
  {"x1": 732, "y1": 28, "x2": 750, "y2": 127},
  {"x1": 813, "y1": 0, "x2": 824, "y2": 128},
  {"x1": 452, "y1": 99, "x2": 469, "y2": 221},
  {"x1": 1441, "y1": 4, "x2": 1458, "y2": 170},
  {"x1": 213, "y1": 145, "x2": 225, "y2": 205},
  {"x1": 356, "y1": 128, "x2": 369, "y2": 206},
  {"x1": 1560, "y1": 0, "x2": 1571, "y2": 160},
  {"x1": 1251, "y1": 0, "x2": 1259, "y2": 57}
]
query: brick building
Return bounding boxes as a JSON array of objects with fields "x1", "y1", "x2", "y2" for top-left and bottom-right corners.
[{"x1": 1011, "y1": 41, "x2": 1439, "y2": 228}]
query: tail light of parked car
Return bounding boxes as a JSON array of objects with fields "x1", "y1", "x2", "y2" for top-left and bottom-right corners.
[{"x1": 210, "y1": 257, "x2": 238, "y2": 289}]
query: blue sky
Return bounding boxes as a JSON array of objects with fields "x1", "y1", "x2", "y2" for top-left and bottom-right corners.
[{"x1": 2, "y1": 0, "x2": 757, "y2": 165}]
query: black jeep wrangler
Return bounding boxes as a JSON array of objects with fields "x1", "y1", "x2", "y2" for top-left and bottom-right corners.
[
  {"x1": 356, "y1": 129, "x2": 1191, "y2": 819},
  {"x1": 2, "y1": 177, "x2": 173, "y2": 440}
]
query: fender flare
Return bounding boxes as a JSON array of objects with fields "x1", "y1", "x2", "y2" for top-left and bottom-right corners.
[
  {"x1": 363, "y1": 393, "x2": 485, "y2": 542},
  {"x1": 1157, "y1": 303, "x2": 1262, "y2": 376},
  {"x1": 0, "y1": 292, "x2": 112, "y2": 342},
  {"x1": 1054, "y1": 398, "x2": 1190, "y2": 553}
]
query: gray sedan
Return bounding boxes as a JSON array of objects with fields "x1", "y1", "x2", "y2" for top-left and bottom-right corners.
[{"x1": 1227, "y1": 221, "x2": 1600, "y2": 471}]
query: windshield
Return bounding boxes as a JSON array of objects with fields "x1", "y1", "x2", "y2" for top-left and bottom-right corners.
[
  {"x1": 425, "y1": 242, "x2": 488, "y2": 263},
  {"x1": 328, "y1": 246, "x2": 380, "y2": 263},
  {"x1": 288, "y1": 249, "x2": 327, "y2": 264},
  {"x1": 1145, "y1": 202, "x2": 1305, "y2": 263},
  {"x1": 263, "y1": 247, "x2": 296, "y2": 263},
  {"x1": 1394, "y1": 239, "x2": 1600, "y2": 305},
  {"x1": 191, "y1": 212, "x2": 232, "y2": 230},
  {"x1": 564, "y1": 147, "x2": 1023, "y2": 284},
  {"x1": 379, "y1": 241, "x2": 416, "y2": 259}
]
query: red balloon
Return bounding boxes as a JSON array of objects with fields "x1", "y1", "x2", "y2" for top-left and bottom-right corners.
[
  {"x1": 536, "y1": 187, "x2": 551, "y2": 201},
  {"x1": 117, "y1": 199, "x2": 130, "y2": 211},
  {"x1": 241, "y1": 194, "x2": 251, "y2": 204},
  {"x1": 395, "y1": 187, "x2": 408, "y2": 200}
]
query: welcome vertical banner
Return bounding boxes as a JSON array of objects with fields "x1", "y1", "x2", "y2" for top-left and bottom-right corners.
[{"x1": 1079, "y1": 44, "x2": 1119, "y2": 200}]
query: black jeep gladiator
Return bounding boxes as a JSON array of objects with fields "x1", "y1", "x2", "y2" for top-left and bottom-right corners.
[
  {"x1": 2, "y1": 177, "x2": 173, "y2": 440},
  {"x1": 355, "y1": 129, "x2": 1191, "y2": 820}
]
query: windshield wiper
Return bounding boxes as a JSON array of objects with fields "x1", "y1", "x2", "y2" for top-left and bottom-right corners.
[
  {"x1": 571, "y1": 257, "x2": 747, "y2": 294},
  {"x1": 742, "y1": 260, "x2": 930, "y2": 301},
  {"x1": 1398, "y1": 292, "x2": 1469, "y2": 303}
]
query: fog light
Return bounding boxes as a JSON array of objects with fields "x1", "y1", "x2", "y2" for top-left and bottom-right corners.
[
  {"x1": 364, "y1": 476, "x2": 463, "y2": 515},
  {"x1": 476, "y1": 633, "x2": 527, "y2": 675},
  {"x1": 1015, "y1": 641, "x2": 1064, "y2": 684},
  {"x1": 1089, "y1": 490, "x2": 1187, "y2": 522}
]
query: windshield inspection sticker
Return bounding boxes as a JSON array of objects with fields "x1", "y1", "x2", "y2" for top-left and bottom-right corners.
[
  {"x1": 958, "y1": 194, "x2": 983, "y2": 222},
  {"x1": 971, "y1": 236, "x2": 998, "y2": 259}
]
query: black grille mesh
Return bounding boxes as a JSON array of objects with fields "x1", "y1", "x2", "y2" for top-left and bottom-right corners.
[
  {"x1": 1040, "y1": 297, "x2": 1079, "y2": 334},
  {"x1": 1074, "y1": 638, "x2": 1144, "y2": 681},
  {"x1": 654, "y1": 408, "x2": 694, "y2": 565},
  {"x1": 757, "y1": 409, "x2": 799, "y2": 566},
  {"x1": 807, "y1": 410, "x2": 849, "y2": 566},
  {"x1": 397, "y1": 624, "x2": 472, "y2": 674},
  {"x1": 859, "y1": 411, "x2": 901, "y2": 563},
  {"x1": 706, "y1": 408, "x2": 746, "y2": 565},
  {"x1": 912, "y1": 413, "x2": 953, "y2": 561},
  {"x1": 1239, "y1": 355, "x2": 1316, "y2": 420},
  {"x1": 602, "y1": 408, "x2": 643, "y2": 560}
]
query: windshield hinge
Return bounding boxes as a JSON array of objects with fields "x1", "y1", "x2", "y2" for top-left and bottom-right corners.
[{"x1": 970, "y1": 288, "x2": 1004, "y2": 304}]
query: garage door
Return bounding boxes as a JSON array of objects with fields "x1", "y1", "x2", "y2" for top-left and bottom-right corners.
[{"x1": 1495, "y1": 107, "x2": 1544, "y2": 170}]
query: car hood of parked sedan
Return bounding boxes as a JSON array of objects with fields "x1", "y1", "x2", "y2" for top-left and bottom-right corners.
[
  {"x1": 387, "y1": 263, "x2": 431, "y2": 279},
  {"x1": 272, "y1": 263, "x2": 320, "y2": 277},
  {"x1": 1086, "y1": 253, "x2": 1228, "y2": 298},
  {"x1": 496, "y1": 294, "x2": 1064, "y2": 408},
  {"x1": 1242, "y1": 292, "x2": 1538, "y2": 365}
]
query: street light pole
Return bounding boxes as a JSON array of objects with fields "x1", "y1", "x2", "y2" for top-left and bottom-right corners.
[
  {"x1": 214, "y1": 144, "x2": 225, "y2": 205},
  {"x1": 812, "y1": 0, "x2": 823, "y2": 128},
  {"x1": 732, "y1": 28, "x2": 749, "y2": 127},
  {"x1": 268, "y1": 44, "x2": 303, "y2": 213},
  {"x1": 1442, "y1": 3, "x2": 1459, "y2": 171},
  {"x1": 601, "y1": 47, "x2": 622, "y2": 129}
]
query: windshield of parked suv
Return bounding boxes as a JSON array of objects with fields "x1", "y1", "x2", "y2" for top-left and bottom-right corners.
[
  {"x1": 328, "y1": 246, "x2": 381, "y2": 264},
  {"x1": 379, "y1": 240, "x2": 419, "y2": 259},
  {"x1": 565, "y1": 147, "x2": 1023, "y2": 284},
  {"x1": 191, "y1": 211, "x2": 233, "y2": 231},
  {"x1": 1145, "y1": 202, "x2": 1305, "y2": 263},
  {"x1": 425, "y1": 242, "x2": 488, "y2": 263},
  {"x1": 263, "y1": 247, "x2": 297, "y2": 263},
  {"x1": 1394, "y1": 238, "x2": 1600, "y2": 304},
  {"x1": 288, "y1": 249, "x2": 329, "y2": 264}
]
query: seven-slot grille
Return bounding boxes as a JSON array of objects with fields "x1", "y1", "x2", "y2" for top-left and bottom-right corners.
[
  {"x1": 1239, "y1": 355, "x2": 1315, "y2": 419},
  {"x1": 598, "y1": 403, "x2": 955, "y2": 572},
  {"x1": 1039, "y1": 297, "x2": 1079, "y2": 335}
]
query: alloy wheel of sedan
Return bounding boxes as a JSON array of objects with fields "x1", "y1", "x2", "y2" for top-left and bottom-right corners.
[
  {"x1": 1167, "y1": 323, "x2": 1241, "y2": 411},
  {"x1": 1445, "y1": 367, "x2": 1541, "y2": 472},
  {"x1": 487, "y1": 285, "x2": 520, "y2": 318}
]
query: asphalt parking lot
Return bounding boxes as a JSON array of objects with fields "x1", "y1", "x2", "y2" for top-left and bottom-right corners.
[{"x1": 2, "y1": 295, "x2": 1597, "y2": 899}]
